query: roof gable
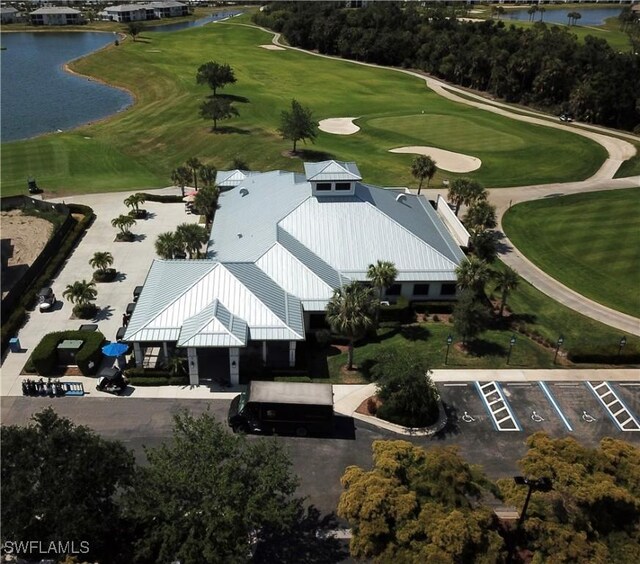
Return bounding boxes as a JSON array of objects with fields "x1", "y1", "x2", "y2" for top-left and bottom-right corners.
[{"x1": 304, "y1": 160, "x2": 362, "y2": 182}]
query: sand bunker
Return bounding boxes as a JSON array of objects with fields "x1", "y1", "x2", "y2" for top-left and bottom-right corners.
[
  {"x1": 389, "y1": 146, "x2": 481, "y2": 173},
  {"x1": 260, "y1": 44, "x2": 286, "y2": 51},
  {"x1": 318, "y1": 117, "x2": 360, "y2": 135}
]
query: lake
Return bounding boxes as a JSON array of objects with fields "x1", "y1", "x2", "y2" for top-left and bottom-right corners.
[
  {"x1": 504, "y1": 6, "x2": 622, "y2": 26},
  {"x1": 1, "y1": 32, "x2": 132, "y2": 143},
  {"x1": 0, "y1": 12, "x2": 242, "y2": 143}
]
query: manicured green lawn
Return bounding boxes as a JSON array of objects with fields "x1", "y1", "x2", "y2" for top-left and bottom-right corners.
[
  {"x1": 503, "y1": 189, "x2": 640, "y2": 317},
  {"x1": 615, "y1": 144, "x2": 640, "y2": 178},
  {"x1": 0, "y1": 17, "x2": 605, "y2": 195}
]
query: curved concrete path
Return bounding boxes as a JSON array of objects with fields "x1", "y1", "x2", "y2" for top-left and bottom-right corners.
[{"x1": 231, "y1": 22, "x2": 640, "y2": 336}]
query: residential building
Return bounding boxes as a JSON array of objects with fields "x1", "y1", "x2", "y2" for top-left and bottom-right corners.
[
  {"x1": 0, "y1": 7, "x2": 21, "y2": 23},
  {"x1": 30, "y1": 7, "x2": 84, "y2": 26},
  {"x1": 125, "y1": 161, "x2": 467, "y2": 386},
  {"x1": 103, "y1": 1, "x2": 188, "y2": 23}
]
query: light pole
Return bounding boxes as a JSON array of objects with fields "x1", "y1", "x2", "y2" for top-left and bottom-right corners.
[
  {"x1": 513, "y1": 476, "x2": 552, "y2": 528},
  {"x1": 445, "y1": 334, "x2": 453, "y2": 365},
  {"x1": 506, "y1": 334, "x2": 517, "y2": 365},
  {"x1": 554, "y1": 335, "x2": 564, "y2": 364},
  {"x1": 618, "y1": 336, "x2": 627, "y2": 357}
]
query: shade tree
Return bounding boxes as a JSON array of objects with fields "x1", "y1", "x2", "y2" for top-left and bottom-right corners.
[
  {"x1": 195, "y1": 61, "x2": 237, "y2": 96},
  {"x1": 200, "y1": 96, "x2": 239, "y2": 131},
  {"x1": 452, "y1": 288, "x2": 492, "y2": 344},
  {"x1": 279, "y1": 99, "x2": 318, "y2": 153},
  {"x1": 171, "y1": 166, "x2": 192, "y2": 197}
]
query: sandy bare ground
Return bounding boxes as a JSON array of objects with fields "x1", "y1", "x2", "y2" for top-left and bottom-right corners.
[
  {"x1": 389, "y1": 146, "x2": 482, "y2": 173},
  {"x1": 318, "y1": 117, "x2": 360, "y2": 135},
  {"x1": 260, "y1": 44, "x2": 286, "y2": 50}
]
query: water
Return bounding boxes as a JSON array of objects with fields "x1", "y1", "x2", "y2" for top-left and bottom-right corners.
[
  {"x1": 1, "y1": 32, "x2": 133, "y2": 142},
  {"x1": 504, "y1": 6, "x2": 622, "y2": 26},
  {"x1": 148, "y1": 10, "x2": 242, "y2": 33}
]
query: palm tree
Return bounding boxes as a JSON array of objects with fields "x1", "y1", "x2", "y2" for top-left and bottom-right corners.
[
  {"x1": 124, "y1": 193, "x2": 146, "y2": 214},
  {"x1": 411, "y1": 155, "x2": 437, "y2": 195},
  {"x1": 171, "y1": 166, "x2": 193, "y2": 197},
  {"x1": 192, "y1": 185, "x2": 220, "y2": 224},
  {"x1": 199, "y1": 164, "x2": 217, "y2": 188},
  {"x1": 366, "y1": 260, "x2": 398, "y2": 325},
  {"x1": 63, "y1": 280, "x2": 97, "y2": 307},
  {"x1": 455, "y1": 256, "x2": 491, "y2": 296},
  {"x1": 89, "y1": 251, "x2": 113, "y2": 274},
  {"x1": 527, "y1": 6, "x2": 537, "y2": 22},
  {"x1": 448, "y1": 178, "x2": 486, "y2": 216},
  {"x1": 186, "y1": 158, "x2": 202, "y2": 191},
  {"x1": 111, "y1": 214, "x2": 136, "y2": 237},
  {"x1": 538, "y1": 6, "x2": 545, "y2": 21},
  {"x1": 155, "y1": 231, "x2": 183, "y2": 259},
  {"x1": 494, "y1": 266, "x2": 519, "y2": 317},
  {"x1": 325, "y1": 282, "x2": 377, "y2": 371},
  {"x1": 464, "y1": 200, "x2": 497, "y2": 233},
  {"x1": 175, "y1": 223, "x2": 209, "y2": 258}
]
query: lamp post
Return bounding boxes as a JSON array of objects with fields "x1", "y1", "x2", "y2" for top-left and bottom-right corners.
[
  {"x1": 554, "y1": 335, "x2": 564, "y2": 364},
  {"x1": 506, "y1": 334, "x2": 516, "y2": 365},
  {"x1": 618, "y1": 336, "x2": 627, "y2": 357},
  {"x1": 445, "y1": 334, "x2": 453, "y2": 365},
  {"x1": 513, "y1": 476, "x2": 552, "y2": 528}
]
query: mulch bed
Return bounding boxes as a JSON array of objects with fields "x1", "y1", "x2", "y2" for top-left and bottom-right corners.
[{"x1": 355, "y1": 395, "x2": 382, "y2": 416}]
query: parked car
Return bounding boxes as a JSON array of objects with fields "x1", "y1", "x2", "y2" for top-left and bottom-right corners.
[
  {"x1": 38, "y1": 287, "x2": 56, "y2": 312},
  {"x1": 559, "y1": 113, "x2": 574, "y2": 122},
  {"x1": 96, "y1": 367, "x2": 129, "y2": 395}
]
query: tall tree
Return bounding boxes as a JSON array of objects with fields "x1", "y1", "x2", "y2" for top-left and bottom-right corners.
[
  {"x1": 452, "y1": 288, "x2": 492, "y2": 344},
  {"x1": 192, "y1": 184, "x2": 220, "y2": 224},
  {"x1": 410, "y1": 155, "x2": 437, "y2": 195},
  {"x1": 325, "y1": 282, "x2": 377, "y2": 371},
  {"x1": 185, "y1": 157, "x2": 202, "y2": 191},
  {"x1": 198, "y1": 163, "x2": 217, "y2": 188},
  {"x1": 464, "y1": 199, "x2": 497, "y2": 233},
  {"x1": 155, "y1": 231, "x2": 183, "y2": 260},
  {"x1": 448, "y1": 177, "x2": 486, "y2": 216},
  {"x1": 124, "y1": 411, "x2": 343, "y2": 563},
  {"x1": 1, "y1": 408, "x2": 135, "y2": 563},
  {"x1": 175, "y1": 222, "x2": 209, "y2": 258},
  {"x1": 195, "y1": 61, "x2": 237, "y2": 96},
  {"x1": 200, "y1": 97, "x2": 239, "y2": 131},
  {"x1": 171, "y1": 166, "x2": 193, "y2": 197},
  {"x1": 366, "y1": 260, "x2": 398, "y2": 325},
  {"x1": 338, "y1": 440, "x2": 505, "y2": 562},
  {"x1": 455, "y1": 255, "x2": 492, "y2": 296},
  {"x1": 89, "y1": 251, "x2": 113, "y2": 274},
  {"x1": 494, "y1": 265, "x2": 519, "y2": 317},
  {"x1": 470, "y1": 229, "x2": 498, "y2": 263},
  {"x1": 279, "y1": 99, "x2": 318, "y2": 153},
  {"x1": 128, "y1": 21, "x2": 143, "y2": 41}
]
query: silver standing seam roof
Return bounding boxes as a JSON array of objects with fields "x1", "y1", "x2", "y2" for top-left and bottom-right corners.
[{"x1": 127, "y1": 160, "x2": 464, "y2": 347}]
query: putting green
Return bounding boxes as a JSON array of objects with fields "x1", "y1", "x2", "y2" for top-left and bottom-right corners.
[
  {"x1": 503, "y1": 189, "x2": 640, "y2": 318},
  {"x1": 0, "y1": 19, "x2": 606, "y2": 195}
]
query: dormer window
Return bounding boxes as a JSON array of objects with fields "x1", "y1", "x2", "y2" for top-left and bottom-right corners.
[
  {"x1": 304, "y1": 160, "x2": 362, "y2": 198},
  {"x1": 335, "y1": 182, "x2": 351, "y2": 191},
  {"x1": 316, "y1": 183, "x2": 331, "y2": 191}
]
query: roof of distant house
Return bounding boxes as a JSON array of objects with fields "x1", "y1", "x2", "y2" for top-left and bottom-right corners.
[
  {"x1": 1, "y1": 7, "x2": 19, "y2": 14},
  {"x1": 30, "y1": 7, "x2": 82, "y2": 15}
]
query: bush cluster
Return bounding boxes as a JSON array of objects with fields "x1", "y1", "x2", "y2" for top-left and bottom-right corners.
[
  {"x1": 30, "y1": 330, "x2": 105, "y2": 376},
  {"x1": 1, "y1": 204, "x2": 95, "y2": 355},
  {"x1": 379, "y1": 296, "x2": 413, "y2": 323},
  {"x1": 124, "y1": 368, "x2": 189, "y2": 386},
  {"x1": 136, "y1": 193, "x2": 183, "y2": 203},
  {"x1": 567, "y1": 346, "x2": 640, "y2": 366}
]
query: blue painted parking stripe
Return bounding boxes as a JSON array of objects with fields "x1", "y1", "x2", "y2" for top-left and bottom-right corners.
[{"x1": 539, "y1": 381, "x2": 572, "y2": 431}]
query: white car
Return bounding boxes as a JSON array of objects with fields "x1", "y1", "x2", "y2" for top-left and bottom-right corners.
[{"x1": 38, "y1": 287, "x2": 56, "y2": 312}]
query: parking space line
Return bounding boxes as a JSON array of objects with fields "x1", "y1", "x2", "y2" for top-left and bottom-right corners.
[
  {"x1": 539, "y1": 381, "x2": 573, "y2": 431},
  {"x1": 586, "y1": 382, "x2": 640, "y2": 432},
  {"x1": 474, "y1": 381, "x2": 521, "y2": 432}
]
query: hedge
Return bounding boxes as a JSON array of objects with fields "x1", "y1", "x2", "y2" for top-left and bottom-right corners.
[
  {"x1": 379, "y1": 296, "x2": 413, "y2": 323},
  {"x1": 567, "y1": 346, "x2": 640, "y2": 366},
  {"x1": 124, "y1": 368, "x2": 189, "y2": 386},
  {"x1": 30, "y1": 330, "x2": 105, "y2": 376},
  {"x1": 1, "y1": 204, "x2": 95, "y2": 356},
  {"x1": 136, "y1": 193, "x2": 183, "y2": 203},
  {"x1": 411, "y1": 301, "x2": 455, "y2": 315}
]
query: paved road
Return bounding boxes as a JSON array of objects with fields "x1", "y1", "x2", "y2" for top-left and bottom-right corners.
[{"x1": 242, "y1": 22, "x2": 640, "y2": 336}]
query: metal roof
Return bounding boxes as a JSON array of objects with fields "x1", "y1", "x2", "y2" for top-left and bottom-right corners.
[
  {"x1": 31, "y1": 7, "x2": 81, "y2": 14},
  {"x1": 215, "y1": 169, "x2": 261, "y2": 188},
  {"x1": 304, "y1": 160, "x2": 362, "y2": 182},
  {"x1": 178, "y1": 299, "x2": 248, "y2": 347},
  {"x1": 105, "y1": 5, "x2": 147, "y2": 12}
]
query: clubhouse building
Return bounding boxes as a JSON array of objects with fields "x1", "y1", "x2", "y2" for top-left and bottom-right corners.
[{"x1": 124, "y1": 161, "x2": 467, "y2": 386}]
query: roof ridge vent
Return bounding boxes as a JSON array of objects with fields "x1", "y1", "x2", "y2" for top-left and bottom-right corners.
[
  {"x1": 395, "y1": 193, "x2": 407, "y2": 203},
  {"x1": 239, "y1": 188, "x2": 249, "y2": 197}
]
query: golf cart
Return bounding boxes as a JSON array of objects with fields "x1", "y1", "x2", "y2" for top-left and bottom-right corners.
[
  {"x1": 38, "y1": 287, "x2": 56, "y2": 312},
  {"x1": 27, "y1": 177, "x2": 41, "y2": 194},
  {"x1": 96, "y1": 367, "x2": 129, "y2": 395}
]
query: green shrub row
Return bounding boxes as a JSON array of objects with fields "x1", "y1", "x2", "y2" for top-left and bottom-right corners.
[
  {"x1": 411, "y1": 301, "x2": 455, "y2": 315},
  {"x1": 1, "y1": 204, "x2": 95, "y2": 355},
  {"x1": 379, "y1": 296, "x2": 413, "y2": 323},
  {"x1": 124, "y1": 368, "x2": 189, "y2": 386},
  {"x1": 136, "y1": 193, "x2": 183, "y2": 203},
  {"x1": 30, "y1": 331, "x2": 105, "y2": 376},
  {"x1": 567, "y1": 347, "x2": 640, "y2": 366}
]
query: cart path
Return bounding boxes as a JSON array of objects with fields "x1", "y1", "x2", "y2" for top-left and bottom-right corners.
[{"x1": 230, "y1": 22, "x2": 640, "y2": 335}]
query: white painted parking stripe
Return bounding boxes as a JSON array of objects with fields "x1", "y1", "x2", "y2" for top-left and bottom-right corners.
[
  {"x1": 586, "y1": 382, "x2": 640, "y2": 432},
  {"x1": 474, "y1": 381, "x2": 521, "y2": 432},
  {"x1": 539, "y1": 381, "x2": 573, "y2": 432},
  {"x1": 443, "y1": 383, "x2": 468, "y2": 387}
]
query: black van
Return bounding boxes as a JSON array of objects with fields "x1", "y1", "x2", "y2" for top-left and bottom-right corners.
[{"x1": 228, "y1": 381, "x2": 334, "y2": 436}]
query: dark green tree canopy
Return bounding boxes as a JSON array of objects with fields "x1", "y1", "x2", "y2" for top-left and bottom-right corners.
[
  {"x1": 453, "y1": 288, "x2": 492, "y2": 343},
  {"x1": 200, "y1": 96, "x2": 239, "y2": 131},
  {"x1": 196, "y1": 61, "x2": 237, "y2": 96},
  {"x1": 1, "y1": 408, "x2": 135, "y2": 562},
  {"x1": 279, "y1": 99, "x2": 318, "y2": 153}
]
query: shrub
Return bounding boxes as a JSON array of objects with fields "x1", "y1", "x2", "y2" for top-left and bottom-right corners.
[
  {"x1": 379, "y1": 296, "x2": 413, "y2": 323},
  {"x1": 366, "y1": 397, "x2": 378, "y2": 416},
  {"x1": 124, "y1": 368, "x2": 189, "y2": 386},
  {"x1": 115, "y1": 232, "x2": 135, "y2": 242},
  {"x1": 567, "y1": 346, "x2": 640, "y2": 366},
  {"x1": 411, "y1": 301, "x2": 455, "y2": 315},
  {"x1": 136, "y1": 193, "x2": 183, "y2": 203},
  {"x1": 129, "y1": 209, "x2": 147, "y2": 219},
  {"x1": 30, "y1": 331, "x2": 105, "y2": 376},
  {"x1": 73, "y1": 303, "x2": 98, "y2": 319},
  {"x1": 93, "y1": 268, "x2": 117, "y2": 283},
  {"x1": 315, "y1": 329, "x2": 332, "y2": 348}
]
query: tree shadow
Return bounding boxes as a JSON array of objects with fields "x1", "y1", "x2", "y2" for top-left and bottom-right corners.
[
  {"x1": 371, "y1": 326, "x2": 401, "y2": 343},
  {"x1": 93, "y1": 305, "x2": 114, "y2": 322},
  {"x1": 209, "y1": 126, "x2": 251, "y2": 135},
  {"x1": 132, "y1": 234, "x2": 147, "y2": 242},
  {"x1": 115, "y1": 272, "x2": 127, "y2": 282},
  {"x1": 215, "y1": 93, "x2": 250, "y2": 104},
  {"x1": 465, "y1": 339, "x2": 506, "y2": 357},
  {"x1": 132, "y1": 37, "x2": 152, "y2": 44},
  {"x1": 294, "y1": 148, "x2": 336, "y2": 161},
  {"x1": 142, "y1": 211, "x2": 156, "y2": 220},
  {"x1": 432, "y1": 401, "x2": 461, "y2": 440},
  {"x1": 400, "y1": 325, "x2": 431, "y2": 341},
  {"x1": 511, "y1": 312, "x2": 537, "y2": 324}
]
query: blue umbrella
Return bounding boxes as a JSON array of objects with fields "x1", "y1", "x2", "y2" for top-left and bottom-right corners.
[{"x1": 102, "y1": 342, "x2": 129, "y2": 357}]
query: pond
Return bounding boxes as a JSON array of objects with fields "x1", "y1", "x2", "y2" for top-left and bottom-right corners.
[
  {"x1": 503, "y1": 6, "x2": 623, "y2": 26},
  {"x1": 1, "y1": 32, "x2": 132, "y2": 142},
  {"x1": 148, "y1": 10, "x2": 242, "y2": 33}
]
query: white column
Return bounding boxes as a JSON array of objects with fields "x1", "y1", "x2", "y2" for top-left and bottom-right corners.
[
  {"x1": 229, "y1": 347, "x2": 240, "y2": 386},
  {"x1": 133, "y1": 343, "x2": 143, "y2": 368},
  {"x1": 262, "y1": 341, "x2": 267, "y2": 365},
  {"x1": 288, "y1": 341, "x2": 297, "y2": 367},
  {"x1": 187, "y1": 347, "x2": 199, "y2": 386}
]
